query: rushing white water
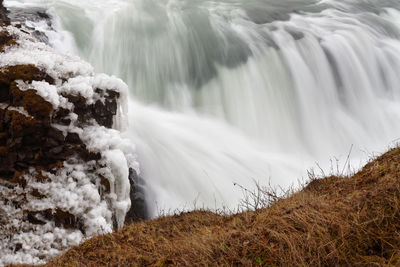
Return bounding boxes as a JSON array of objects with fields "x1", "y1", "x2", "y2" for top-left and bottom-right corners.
[{"x1": 6, "y1": 0, "x2": 400, "y2": 217}]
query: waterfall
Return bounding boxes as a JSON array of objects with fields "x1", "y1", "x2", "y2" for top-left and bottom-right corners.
[{"x1": 6, "y1": 0, "x2": 400, "y2": 217}]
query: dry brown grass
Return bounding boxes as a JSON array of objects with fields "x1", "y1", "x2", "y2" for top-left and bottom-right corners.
[{"x1": 45, "y1": 147, "x2": 400, "y2": 266}]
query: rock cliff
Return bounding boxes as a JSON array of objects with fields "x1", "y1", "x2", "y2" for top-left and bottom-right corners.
[{"x1": 0, "y1": 6, "x2": 145, "y2": 265}]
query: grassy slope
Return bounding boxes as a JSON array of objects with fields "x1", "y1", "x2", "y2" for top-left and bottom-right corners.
[{"x1": 45, "y1": 148, "x2": 400, "y2": 266}]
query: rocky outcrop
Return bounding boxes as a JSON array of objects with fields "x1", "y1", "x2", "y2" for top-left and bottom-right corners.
[
  {"x1": 0, "y1": 23, "x2": 145, "y2": 265},
  {"x1": 0, "y1": 63, "x2": 123, "y2": 228}
]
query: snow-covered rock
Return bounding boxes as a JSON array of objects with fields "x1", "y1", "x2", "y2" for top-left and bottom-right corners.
[{"x1": 0, "y1": 24, "x2": 142, "y2": 266}]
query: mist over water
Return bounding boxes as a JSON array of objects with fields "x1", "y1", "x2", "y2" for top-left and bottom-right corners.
[{"x1": 6, "y1": 0, "x2": 400, "y2": 216}]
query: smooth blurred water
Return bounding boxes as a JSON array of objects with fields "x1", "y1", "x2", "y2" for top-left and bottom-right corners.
[{"x1": 6, "y1": 0, "x2": 400, "y2": 216}]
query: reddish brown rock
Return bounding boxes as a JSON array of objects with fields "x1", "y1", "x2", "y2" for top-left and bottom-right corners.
[{"x1": 0, "y1": 65, "x2": 54, "y2": 103}]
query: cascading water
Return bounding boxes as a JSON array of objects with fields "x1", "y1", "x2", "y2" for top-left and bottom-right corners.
[{"x1": 5, "y1": 0, "x2": 400, "y2": 217}]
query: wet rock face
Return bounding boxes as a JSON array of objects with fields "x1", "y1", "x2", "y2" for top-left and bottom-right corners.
[
  {"x1": 0, "y1": 0, "x2": 9, "y2": 25},
  {"x1": 126, "y1": 168, "x2": 148, "y2": 222}
]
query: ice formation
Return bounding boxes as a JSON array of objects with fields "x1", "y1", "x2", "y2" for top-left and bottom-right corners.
[{"x1": 0, "y1": 25, "x2": 138, "y2": 266}]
